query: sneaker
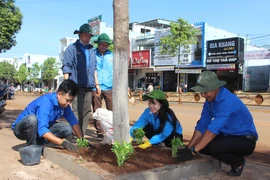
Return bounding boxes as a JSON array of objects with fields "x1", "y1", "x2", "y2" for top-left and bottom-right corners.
[{"x1": 227, "y1": 158, "x2": 246, "y2": 176}]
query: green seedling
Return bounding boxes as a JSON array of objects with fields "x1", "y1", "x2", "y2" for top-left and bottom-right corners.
[
  {"x1": 171, "y1": 137, "x2": 184, "y2": 158},
  {"x1": 111, "y1": 140, "x2": 134, "y2": 166},
  {"x1": 133, "y1": 128, "x2": 145, "y2": 145},
  {"x1": 76, "y1": 138, "x2": 89, "y2": 148}
]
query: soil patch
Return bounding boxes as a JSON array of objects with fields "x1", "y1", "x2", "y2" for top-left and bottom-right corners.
[{"x1": 60, "y1": 144, "x2": 200, "y2": 175}]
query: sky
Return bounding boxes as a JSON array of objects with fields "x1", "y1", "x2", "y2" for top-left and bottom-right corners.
[{"x1": 1, "y1": 0, "x2": 269, "y2": 59}]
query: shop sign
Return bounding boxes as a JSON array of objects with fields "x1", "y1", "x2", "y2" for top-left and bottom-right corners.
[
  {"x1": 154, "y1": 66, "x2": 174, "y2": 71},
  {"x1": 131, "y1": 50, "x2": 151, "y2": 68},
  {"x1": 207, "y1": 64, "x2": 235, "y2": 70},
  {"x1": 244, "y1": 50, "x2": 270, "y2": 60},
  {"x1": 175, "y1": 69, "x2": 202, "y2": 74},
  {"x1": 88, "y1": 15, "x2": 102, "y2": 35},
  {"x1": 206, "y1": 37, "x2": 244, "y2": 64}
]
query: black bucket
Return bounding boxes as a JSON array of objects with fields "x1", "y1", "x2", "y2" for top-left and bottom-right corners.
[{"x1": 18, "y1": 145, "x2": 43, "y2": 166}]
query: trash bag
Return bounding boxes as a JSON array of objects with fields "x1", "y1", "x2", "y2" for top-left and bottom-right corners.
[{"x1": 93, "y1": 108, "x2": 113, "y2": 144}]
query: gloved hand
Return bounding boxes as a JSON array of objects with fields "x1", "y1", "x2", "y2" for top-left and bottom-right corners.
[
  {"x1": 177, "y1": 147, "x2": 195, "y2": 162},
  {"x1": 138, "y1": 140, "x2": 152, "y2": 149},
  {"x1": 177, "y1": 147, "x2": 189, "y2": 154},
  {"x1": 62, "y1": 139, "x2": 79, "y2": 154},
  {"x1": 130, "y1": 137, "x2": 133, "y2": 143}
]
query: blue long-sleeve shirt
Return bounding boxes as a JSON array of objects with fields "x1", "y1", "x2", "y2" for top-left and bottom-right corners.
[
  {"x1": 12, "y1": 92, "x2": 79, "y2": 137},
  {"x1": 93, "y1": 49, "x2": 113, "y2": 91},
  {"x1": 130, "y1": 108, "x2": 183, "y2": 145},
  {"x1": 195, "y1": 87, "x2": 258, "y2": 140}
]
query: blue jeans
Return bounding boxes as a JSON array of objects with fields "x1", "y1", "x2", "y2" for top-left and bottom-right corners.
[{"x1": 13, "y1": 114, "x2": 73, "y2": 146}]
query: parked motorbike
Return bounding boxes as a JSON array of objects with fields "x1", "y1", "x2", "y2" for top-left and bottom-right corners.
[
  {"x1": 0, "y1": 84, "x2": 8, "y2": 115},
  {"x1": 8, "y1": 86, "x2": 15, "y2": 100}
]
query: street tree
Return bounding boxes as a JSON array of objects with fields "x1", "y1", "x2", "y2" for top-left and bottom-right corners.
[
  {"x1": 113, "y1": 0, "x2": 130, "y2": 143},
  {"x1": 29, "y1": 62, "x2": 41, "y2": 87},
  {"x1": 15, "y1": 63, "x2": 28, "y2": 85},
  {"x1": 159, "y1": 18, "x2": 200, "y2": 92},
  {"x1": 0, "y1": 0, "x2": 23, "y2": 53},
  {"x1": 41, "y1": 57, "x2": 59, "y2": 88},
  {"x1": 0, "y1": 61, "x2": 16, "y2": 83}
]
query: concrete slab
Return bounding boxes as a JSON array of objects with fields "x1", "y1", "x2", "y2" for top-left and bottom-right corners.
[{"x1": 43, "y1": 147, "x2": 220, "y2": 180}]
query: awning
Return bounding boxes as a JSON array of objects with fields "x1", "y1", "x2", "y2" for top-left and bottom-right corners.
[{"x1": 154, "y1": 66, "x2": 175, "y2": 71}]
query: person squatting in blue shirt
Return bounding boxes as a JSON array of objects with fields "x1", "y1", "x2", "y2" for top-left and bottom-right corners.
[
  {"x1": 177, "y1": 71, "x2": 258, "y2": 177},
  {"x1": 130, "y1": 90, "x2": 183, "y2": 149},
  {"x1": 12, "y1": 80, "x2": 83, "y2": 153}
]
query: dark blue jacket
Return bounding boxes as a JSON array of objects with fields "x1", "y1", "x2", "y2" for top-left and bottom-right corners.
[{"x1": 62, "y1": 40, "x2": 96, "y2": 88}]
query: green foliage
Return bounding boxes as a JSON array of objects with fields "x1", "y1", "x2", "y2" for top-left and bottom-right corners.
[
  {"x1": 159, "y1": 18, "x2": 200, "y2": 61},
  {"x1": 0, "y1": 61, "x2": 16, "y2": 81},
  {"x1": 133, "y1": 128, "x2": 145, "y2": 145},
  {"x1": 0, "y1": 0, "x2": 23, "y2": 53},
  {"x1": 111, "y1": 140, "x2": 134, "y2": 166},
  {"x1": 29, "y1": 62, "x2": 41, "y2": 86},
  {"x1": 76, "y1": 138, "x2": 89, "y2": 148},
  {"x1": 171, "y1": 137, "x2": 184, "y2": 158},
  {"x1": 15, "y1": 63, "x2": 28, "y2": 84},
  {"x1": 41, "y1": 57, "x2": 59, "y2": 86}
]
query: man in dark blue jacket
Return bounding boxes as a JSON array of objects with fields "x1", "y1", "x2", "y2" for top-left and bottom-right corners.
[
  {"x1": 177, "y1": 71, "x2": 258, "y2": 177},
  {"x1": 62, "y1": 24, "x2": 101, "y2": 136}
]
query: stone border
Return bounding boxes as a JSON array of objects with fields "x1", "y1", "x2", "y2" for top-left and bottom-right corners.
[{"x1": 43, "y1": 147, "x2": 220, "y2": 180}]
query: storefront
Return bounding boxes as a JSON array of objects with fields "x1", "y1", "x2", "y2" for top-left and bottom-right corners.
[{"x1": 206, "y1": 37, "x2": 244, "y2": 92}]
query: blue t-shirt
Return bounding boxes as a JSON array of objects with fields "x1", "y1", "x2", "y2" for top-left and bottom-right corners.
[
  {"x1": 130, "y1": 108, "x2": 183, "y2": 144},
  {"x1": 12, "y1": 92, "x2": 79, "y2": 137},
  {"x1": 195, "y1": 87, "x2": 258, "y2": 140}
]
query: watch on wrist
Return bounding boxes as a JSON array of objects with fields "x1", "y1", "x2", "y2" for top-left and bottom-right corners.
[{"x1": 190, "y1": 147, "x2": 198, "y2": 155}]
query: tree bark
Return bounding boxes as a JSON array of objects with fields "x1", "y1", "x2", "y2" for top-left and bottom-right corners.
[{"x1": 113, "y1": 0, "x2": 130, "y2": 143}]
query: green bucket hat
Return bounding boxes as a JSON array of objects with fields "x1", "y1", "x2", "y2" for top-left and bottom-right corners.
[
  {"x1": 73, "y1": 23, "x2": 94, "y2": 36},
  {"x1": 94, "y1": 33, "x2": 112, "y2": 44},
  {"x1": 143, "y1": 90, "x2": 169, "y2": 108},
  {"x1": 191, "y1": 71, "x2": 226, "y2": 93}
]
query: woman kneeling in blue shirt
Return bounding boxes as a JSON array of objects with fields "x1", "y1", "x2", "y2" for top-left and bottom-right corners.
[{"x1": 130, "y1": 90, "x2": 183, "y2": 149}]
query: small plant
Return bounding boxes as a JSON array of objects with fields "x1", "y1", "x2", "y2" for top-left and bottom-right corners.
[
  {"x1": 76, "y1": 138, "x2": 89, "y2": 148},
  {"x1": 133, "y1": 128, "x2": 145, "y2": 145},
  {"x1": 171, "y1": 137, "x2": 184, "y2": 158},
  {"x1": 111, "y1": 140, "x2": 134, "y2": 166}
]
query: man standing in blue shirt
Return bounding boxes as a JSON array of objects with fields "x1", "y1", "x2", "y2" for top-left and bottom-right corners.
[
  {"x1": 92, "y1": 33, "x2": 113, "y2": 138},
  {"x1": 62, "y1": 24, "x2": 101, "y2": 136},
  {"x1": 177, "y1": 71, "x2": 258, "y2": 177},
  {"x1": 12, "y1": 80, "x2": 83, "y2": 153}
]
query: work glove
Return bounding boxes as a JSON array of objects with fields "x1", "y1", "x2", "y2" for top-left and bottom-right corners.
[
  {"x1": 177, "y1": 147, "x2": 189, "y2": 154},
  {"x1": 138, "y1": 140, "x2": 152, "y2": 149},
  {"x1": 177, "y1": 147, "x2": 195, "y2": 162},
  {"x1": 62, "y1": 139, "x2": 79, "y2": 154},
  {"x1": 130, "y1": 137, "x2": 133, "y2": 143}
]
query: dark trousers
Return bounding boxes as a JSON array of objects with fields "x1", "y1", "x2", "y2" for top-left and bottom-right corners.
[
  {"x1": 200, "y1": 135, "x2": 256, "y2": 167},
  {"x1": 72, "y1": 87, "x2": 92, "y2": 136},
  {"x1": 92, "y1": 89, "x2": 113, "y2": 112},
  {"x1": 13, "y1": 114, "x2": 73, "y2": 146},
  {"x1": 92, "y1": 89, "x2": 112, "y2": 133},
  {"x1": 143, "y1": 124, "x2": 183, "y2": 147}
]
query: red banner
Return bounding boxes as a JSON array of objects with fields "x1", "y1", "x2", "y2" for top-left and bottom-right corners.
[{"x1": 131, "y1": 50, "x2": 151, "y2": 68}]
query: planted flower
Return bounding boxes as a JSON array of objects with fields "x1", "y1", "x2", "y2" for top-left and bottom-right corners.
[
  {"x1": 111, "y1": 140, "x2": 134, "y2": 166},
  {"x1": 171, "y1": 137, "x2": 184, "y2": 158}
]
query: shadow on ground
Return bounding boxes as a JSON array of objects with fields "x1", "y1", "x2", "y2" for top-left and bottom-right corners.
[{"x1": 0, "y1": 109, "x2": 22, "y2": 129}]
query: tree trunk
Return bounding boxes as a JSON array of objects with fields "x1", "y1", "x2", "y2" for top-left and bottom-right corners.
[{"x1": 113, "y1": 0, "x2": 130, "y2": 143}]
